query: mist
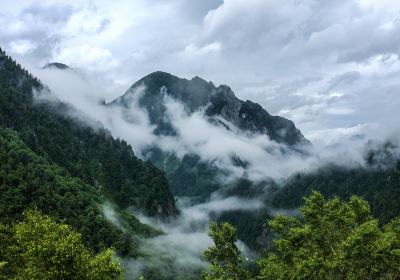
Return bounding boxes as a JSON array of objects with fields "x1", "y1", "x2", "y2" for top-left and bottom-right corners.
[
  {"x1": 124, "y1": 195, "x2": 263, "y2": 278},
  {"x1": 30, "y1": 65, "x2": 400, "y2": 278},
  {"x1": 31, "y1": 66, "x2": 397, "y2": 182}
]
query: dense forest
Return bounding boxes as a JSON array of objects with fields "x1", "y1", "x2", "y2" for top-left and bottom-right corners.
[
  {"x1": 203, "y1": 192, "x2": 400, "y2": 279},
  {"x1": 1, "y1": 46, "x2": 400, "y2": 279},
  {"x1": 0, "y1": 47, "x2": 177, "y2": 218},
  {"x1": 0, "y1": 127, "x2": 159, "y2": 255},
  {"x1": 0, "y1": 47, "x2": 179, "y2": 258}
]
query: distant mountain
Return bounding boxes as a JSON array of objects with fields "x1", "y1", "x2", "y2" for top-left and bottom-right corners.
[
  {"x1": 42, "y1": 62, "x2": 71, "y2": 70},
  {"x1": 111, "y1": 71, "x2": 309, "y2": 146},
  {"x1": 109, "y1": 71, "x2": 309, "y2": 197}
]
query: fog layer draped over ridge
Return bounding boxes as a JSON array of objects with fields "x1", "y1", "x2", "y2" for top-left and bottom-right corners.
[{"x1": 32, "y1": 67, "x2": 394, "y2": 185}]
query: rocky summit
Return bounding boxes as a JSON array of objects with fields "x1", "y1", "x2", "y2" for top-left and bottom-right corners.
[{"x1": 110, "y1": 71, "x2": 309, "y2": 146}]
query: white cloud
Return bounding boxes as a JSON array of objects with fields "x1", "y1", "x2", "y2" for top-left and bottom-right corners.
[
  {"x1": 8, "y1": 39, "x2": 36, "y2": 54},
  {"x1": 2, "y1": 0, "x2": 400, "y2": 157},
  {"x1": 54, "y1": 45, "x2": 119, "y2": 70}
]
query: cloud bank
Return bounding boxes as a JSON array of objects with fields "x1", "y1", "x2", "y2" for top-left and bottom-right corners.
[{"x1": 2, "y1": 0, "x2": 400, "y2": 138}]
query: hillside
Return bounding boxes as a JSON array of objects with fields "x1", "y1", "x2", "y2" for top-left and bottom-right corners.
[
  {"x1": 0, "y1": 48, "x2": 178, "y2": 257},
  {"x1": 0, "y1": 48, "x2": 177, "y2": 217},
  {"x1": 0, "y1": 127, "x2": 159, "y2": 255}
]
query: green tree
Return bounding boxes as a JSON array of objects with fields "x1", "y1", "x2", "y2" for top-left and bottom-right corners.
[
  {"x1": 203, "y1": 192, "x2": 400, "y2": 280},
  {"x1": 0, "y1": 210, "x2": 123, "y2": 280},
  {"x1": 259, "y1": 191, "x2": 400, "y2": 279},
  {"x1": 202, "y1": 222, "x2": 252, "y2": 280}
]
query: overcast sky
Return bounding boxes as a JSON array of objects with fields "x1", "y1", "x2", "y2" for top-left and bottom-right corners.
[{"x1": 1, "y1": 0, "x2": 400, "y2": 138}]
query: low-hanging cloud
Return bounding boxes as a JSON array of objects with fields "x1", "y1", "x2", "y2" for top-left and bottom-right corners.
[
  {"x1": 29, "y1": 41, "x2": 400, "y2": 280},
  {"x1": 33, "y1": 66, "x2": 399, "y2": 185},
  {"x1": 124, "y1": 195, "x2": 263, "y2": 278}
]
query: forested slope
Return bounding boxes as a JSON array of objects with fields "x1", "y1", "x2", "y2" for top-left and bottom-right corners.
[
  {"x1": 0, "y1": 47, "x2": 179, "y2": 258},
  {"x1": 0, "y1": 126, "x2": 159, "y2": 256},
  {"x1": 0, "y1": 47, "x2": 177, "y2": 217}
]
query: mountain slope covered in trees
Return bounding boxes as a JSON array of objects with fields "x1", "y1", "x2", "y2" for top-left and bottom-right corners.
[
  {"x1": 0, "y1": 127, "x2": 159, "y2": 255},
  {"x1": 0, "y1": 47, "x2": 177, "y2": 218},
  {"x1": 0, "y1": 47, "x2": 179, "y2": 259}
]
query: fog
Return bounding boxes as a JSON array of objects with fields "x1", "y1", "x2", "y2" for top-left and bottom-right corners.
[
  {"x1": 31, "y1": 65, "x2": 399, "y2": 278},
  {"x1": 124, "y1": 195, "x2": 263, "y2": 277},
  {"x1": 31, "y1": 66, "x2": 395, "y2": 182}
]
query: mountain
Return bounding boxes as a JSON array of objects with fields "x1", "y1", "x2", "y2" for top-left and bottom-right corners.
[
  {"x1": 109, "y1": 71, "x2": 309, "y2": 198},
  {"x1": 42, "y1": 62, "x2": 71, "y2": 70},
  {"x1": 0, "y1": 48, "x2": 177, "y2": 256},
  {"x1": 108, "y1": 71, "x2": 400, "y2": 255},
  {"x1": 111, "y1": 71, "x2": 309, "y2": 146}
]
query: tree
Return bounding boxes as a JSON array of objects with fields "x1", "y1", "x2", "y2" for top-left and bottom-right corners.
[
  {"x1": 202, "y1": 222, "x2": 252, "y2": 280},
  {"x1": 0, "y1": 210, "x2": 123, "y2": 280},
  {"x1": 203, "y1": 192, "x2": 400, "y2": 280},
  {"x1": 259, "y1": 191, "x2": 400, "y2": 279}
]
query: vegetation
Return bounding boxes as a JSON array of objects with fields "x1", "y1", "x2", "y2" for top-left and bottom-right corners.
[
  {"x1": 202, "y1": 222, "x2": 252, "y2": 280},
  {"x1": 0, "y1": 210, "x2": 123, "y2": 280},
  {"x1": 0, "y1": 127, "x2": 157, "y2": 255},
  {"x1": 1, "y1": 47, "x2": 400, "y2": 279},
  {"x1": 0, "y1": 47, "x2": 177, "y2": 218},
  {"x1": 273, "y1": 163, "x2": 400, "y2": 224},
  {"x1": 203, "y1": 192, "x2": 400, "y2": 279},
  {"x1": 0, "y1": 46, "x2": 178, "y2": 258}
]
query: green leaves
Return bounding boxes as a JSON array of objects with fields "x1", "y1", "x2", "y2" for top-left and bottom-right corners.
[
  {"x1": 203, "y1": 222, "x2": 252, "y2": 280},
  {"x1": 260, "y1": 192, "x2": 400, "y2": 279},
  {"x1": 0, "y1": 210, "x2": 123, "y2": 280},
  {"x1": 204, "y1": 192, "x2": 400, "y2": 280}
]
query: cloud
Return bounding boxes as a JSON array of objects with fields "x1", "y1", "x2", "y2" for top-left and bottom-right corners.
[
  {"x1": 33, "y1": 66, "x2": 398, "y2": 183},
  {"x1": 124, "y1": 195, "x2": 262, "y2": 278},
  {"x1": 5, "y1": 1, "x2": 400, "y2": 277},
  {"x1": 32, "y1": 66, "x2": 157, "y2": 153},
  {"x1": 54, "y1": 45, "x2": 119, "y2": 70},
  {"x1": 3, "y1": 0, "x2": 400, "y2": 139}
]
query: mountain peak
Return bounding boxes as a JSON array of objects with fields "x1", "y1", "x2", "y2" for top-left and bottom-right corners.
[
  {"x1": 110, "y1": 72, "x2": 309, "y2": 146},
  {"x1": 42, "y1": 62, "x2": 70, "y2": 70}
]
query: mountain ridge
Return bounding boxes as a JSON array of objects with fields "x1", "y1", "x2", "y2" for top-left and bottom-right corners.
[{"x1": 110, "y1": 70, "x2": 309, "y2": 146}]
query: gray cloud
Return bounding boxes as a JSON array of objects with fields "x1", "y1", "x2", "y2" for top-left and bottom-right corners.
[{"x1": 3, "y1": 0, "x2": 400, "y2": 157}]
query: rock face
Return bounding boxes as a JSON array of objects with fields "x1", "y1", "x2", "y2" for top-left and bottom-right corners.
[
  {"x1": 108, "y1": 71, "x2": 310, "y2": 198},
  {"x1": 111, "y1": 71, "x2": 309, "y2": 146}
]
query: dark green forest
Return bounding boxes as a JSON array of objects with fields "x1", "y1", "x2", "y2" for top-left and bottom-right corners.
[
  {"x1": 0, "y1": 47, "x2": 177, "y2": 259},
  {"x1": 1, "y1": 46, "x2": 400, "y2": 279},
  {"x1": 0, "y1": 127, "x2": 158, "y2": 255},
  {"x1": 0, "y1": 47, "x2": 177, "y2": 218},
  {"x1": 203, "y1": 192, "x2": 400, "y2": 279}
]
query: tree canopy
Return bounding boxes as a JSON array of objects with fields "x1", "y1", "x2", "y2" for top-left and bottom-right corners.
[
  {"x1": 0, "y1": 210, "x2": 123, "y2": 280},
  {"x1": 203, "y1": 192, "x2": 400, "y2": 279}
]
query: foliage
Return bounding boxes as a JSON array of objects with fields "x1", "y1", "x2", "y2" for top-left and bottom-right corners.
[
  {"x1": 0, "y1": 127, "x2": 157, "y2": 256},
  {"x1": 0, "y1": 47, "x2": 177, "y2": 258},
  {"x1": 202, "y1": 222, "x2": 252, "y2": 280},
  {"x1": 0, "y1": 47, "x2": 177, "y2": 217},
  {"x1": 259, "y1": 191, "x2": 400, "y2": 279},
  {"x1": 0, "y1": 210, "x2": 123, "y2": 280},
  {"x1": 272, "y1": 164, "x2": 400, "y2": 224},
  {"x1": 203, "y1": 193, "x2": 400, "y2": 279}
]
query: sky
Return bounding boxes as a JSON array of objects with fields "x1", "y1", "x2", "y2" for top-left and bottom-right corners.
[
  {"x1": 1, "y1": 0, "x2": 400, "y2": 138},
  {"x1": 2, "y1": 2, "x2": 399, "y2": 273}
]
